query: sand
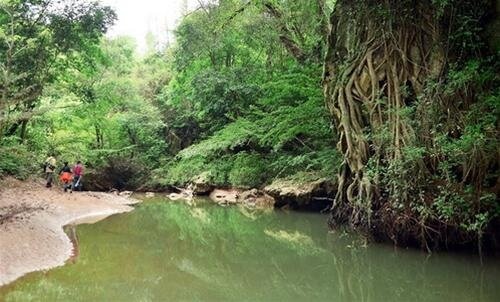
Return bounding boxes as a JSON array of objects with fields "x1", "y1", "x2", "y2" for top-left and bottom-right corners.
[{"x1": 0, "y1": 178, "x2": 140, "y2": 286}]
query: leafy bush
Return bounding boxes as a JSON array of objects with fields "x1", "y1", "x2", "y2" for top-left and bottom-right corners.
[
  {"x1": 228, "y1": 152, "x2": 270, "y2": 187},
  {"x1": 163, "y1": 155, "x2": 207, "y2": 186},
  {"x1": 0, "y1": 142, "x2": 38, "y2": 180},
  {"x1": 178, "y1": 119, "x2": 258, "y2": 159}
]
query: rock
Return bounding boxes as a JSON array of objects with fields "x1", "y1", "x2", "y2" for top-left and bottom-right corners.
[
  {"x1": 145, "y1": 192, "x2": 155, "y2": 198},
  {"x1": 264, "y1": 175, "x2": 335, "y2": 211},
  {"x1": 239, "y1": 189, "x2": 275, "y2": 209},
  {"x1": 167, "y1": 187, "x2": 193, "y2": 202},
  {"x1": 188, "y1": 172, "x2": 213, "y2": 195},
  {"x1": 84, "y1": 171, "x2": 113, "y2": 191},
  {"x1": 118, "y1": 190, "x2": 133, "y2": 197},
  {"x1": 208, "y1": 188, "x2": 275, "y2": 209},
  {"x1": 209, "y1": 189, "x2": 240, "y2": 205},
  {"x1": 167, "y1": 193, "x2": 182, "y2": 200},
  {"x1": 167, "y1": 192, "x2": 189, "y2": 200}
]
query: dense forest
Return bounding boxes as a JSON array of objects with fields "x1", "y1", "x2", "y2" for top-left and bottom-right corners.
[{"x1": 1, "y1": 0, "x2": 499, "y2": 251}]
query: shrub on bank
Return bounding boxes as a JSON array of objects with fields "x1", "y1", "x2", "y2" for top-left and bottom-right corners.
[{"x1": 0, "y1": 143, "x2": 38, "y2": 180}]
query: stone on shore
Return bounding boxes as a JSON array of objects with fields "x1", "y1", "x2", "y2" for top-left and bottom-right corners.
[
  {"x1": 188, "y1": 172, "x2": 213, "y2": 195},
  {"x1": 209, "y1": 189, "x2": 240, "y2": 205},
  {"x1": 239, "y1": 189, "x2": 275, "y2": 208},
  {"x1": 264, "y1": 175, "x2": 335, "y2": 210},
  {"x1": 209, "y1": 188, "x2": 275, "y2": 208}
]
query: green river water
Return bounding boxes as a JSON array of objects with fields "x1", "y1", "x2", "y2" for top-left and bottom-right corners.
[{"x1": 1, "y1": 197, "x2": 499, "y2": 302}]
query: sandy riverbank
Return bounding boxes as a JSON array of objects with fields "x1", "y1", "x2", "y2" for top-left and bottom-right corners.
[{"x1": 0, "y1": 178, "x2": 140, "y2": 286}]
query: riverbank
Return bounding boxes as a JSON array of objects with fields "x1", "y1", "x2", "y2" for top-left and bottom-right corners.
[{"x1": 0, "y1": 178, "x2": 140, "y2": 286}]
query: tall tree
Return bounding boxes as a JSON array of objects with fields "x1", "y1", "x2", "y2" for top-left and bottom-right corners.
[
  {"x1": 0, "y1": 0, "x2": 116, "y2": 140},
  {"x1": 323, "y1": 0, "x2": 499, "y2": 248}
]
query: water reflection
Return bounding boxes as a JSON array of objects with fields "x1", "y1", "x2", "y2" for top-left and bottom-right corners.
[{"x1": 1, "y1": 198, "x2": 499, "y2": 302}]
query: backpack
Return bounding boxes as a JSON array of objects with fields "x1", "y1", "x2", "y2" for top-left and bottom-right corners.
[{"x1": 44, "y1": 162, "x2": 55, "y2": 171}]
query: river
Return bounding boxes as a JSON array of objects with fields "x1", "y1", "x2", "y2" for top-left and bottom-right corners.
[{"x1": 1, "y1": 197, "x2": 499, "y2": 301}]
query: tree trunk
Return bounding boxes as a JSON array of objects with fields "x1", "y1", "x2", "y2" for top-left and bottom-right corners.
[
  {"x1": 323, "y1": 0, "x2": 499, "y2": 249},
  {"x1": 95, "y1": 124, "x2": 104, "y2": 149},
  {"x1": 263, "y1": 2, "x2": 307, "y2": 63},
  {"x1": 323, "y1": 0, "x2": 445, "y2": 231},
  {"x1": 20, "y1": 120, "x2": 28, "y2": 141}
]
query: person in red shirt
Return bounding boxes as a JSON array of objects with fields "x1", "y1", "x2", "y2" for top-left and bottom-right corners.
[{"x1": 71, "y1": 161, "x2": 84, "y2": 193}]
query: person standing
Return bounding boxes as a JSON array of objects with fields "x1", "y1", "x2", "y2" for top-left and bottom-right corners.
[
  {"x1": 44, "y1": 155, "x2": 57, "y2": 188},
  {"x1": 71, "y1": 161, "x2": 84, "y2": 192},
  {"x1": 59, "y1": 162, "x2": 72, "y2": 192}
]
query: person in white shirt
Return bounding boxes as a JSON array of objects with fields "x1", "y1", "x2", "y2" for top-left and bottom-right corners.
[{"x1": 44, "y1": 155, "x2": 57, "y2": 188}]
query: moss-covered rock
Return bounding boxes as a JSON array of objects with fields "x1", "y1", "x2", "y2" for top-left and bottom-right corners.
[
  {"x1": 188, "y1": 172, "x2": 214, "y2": 195},
  {"x1": 264, "y1": 174, "x2": 335, "y2": 211}
]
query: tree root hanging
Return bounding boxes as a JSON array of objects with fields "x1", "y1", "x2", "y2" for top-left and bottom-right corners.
[{"x1": 323, "y1": 0, "x2": 447, "y2": 244}]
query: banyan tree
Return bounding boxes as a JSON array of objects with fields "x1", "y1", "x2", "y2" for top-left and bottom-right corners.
[{"x1": 323, "y1": 0, "x2": 499, "y2": 250}]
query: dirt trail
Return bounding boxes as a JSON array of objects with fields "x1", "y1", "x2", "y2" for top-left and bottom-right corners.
[{"x1": 0, "y1": 178, "x2": 140, "y2": 286}]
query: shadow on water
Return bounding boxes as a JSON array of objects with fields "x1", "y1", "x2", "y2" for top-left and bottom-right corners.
[{"x1": 1, "y1": 197, "x2": 500, "y2": 301}]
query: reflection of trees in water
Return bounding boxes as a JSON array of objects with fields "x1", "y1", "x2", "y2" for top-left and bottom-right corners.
[
  {"x1": 324, "y1": 232, "x2": 492, "y2": 302},
  {"x1": 326, "y1": 238, "x2": 415, "y2": 302},
  {"x1": 144, "y1": 201, "x2": 494, "y2": 301},
  {"x1": 70, "y1": 201, "x2": 496, "y2": 302},
  {"x1": 143, "y1": 201, "x2": 340, "y2": 300}
]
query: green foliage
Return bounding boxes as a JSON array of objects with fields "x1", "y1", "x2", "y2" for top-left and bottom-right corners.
[
  {"x1": 257, "y1": 99, "x2": 330, "y2": 151},
  {"x1": 166, "y1": 61, "x2": 336, "y2": 188},
  {"x1": 269, "y1": 149, "x2": 340, "y2": 180},
  {"x1": 0, "y1": 138, "x2": 36, "y2": 179},
  {"x1": 0, "y1": 0, "x2": 116, "y2": 138},
  {"x1": 189, "y1": 69, "x2": 260, "y2": 132},
  {"x1": 433, "y1": 186, "x2": 470, "y2": 222},
  {"x1": 0, "y1": 0, "x2": 116, "y2": 180},
  {"x1": 432, "y1": 185, "x2": 500, "y2": 235},
  {"x1": 162, "y1": 156, "x2": 207, "y2": 186},
  {"x1": 179, "y1": 119, "x2": 257, "y2": 159},
  {"x1": 416, "y1": 58, "x2": 498, "y2": 239},
  {"x1": 228, "y1": 152, "x2": 269, "y2": 187},
  {"x1": 162, "y1": 8, "x2": 336, "y2": 189},
  {"x1": 417, "y1": 64, "x2": 498, "y2": 238}
]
